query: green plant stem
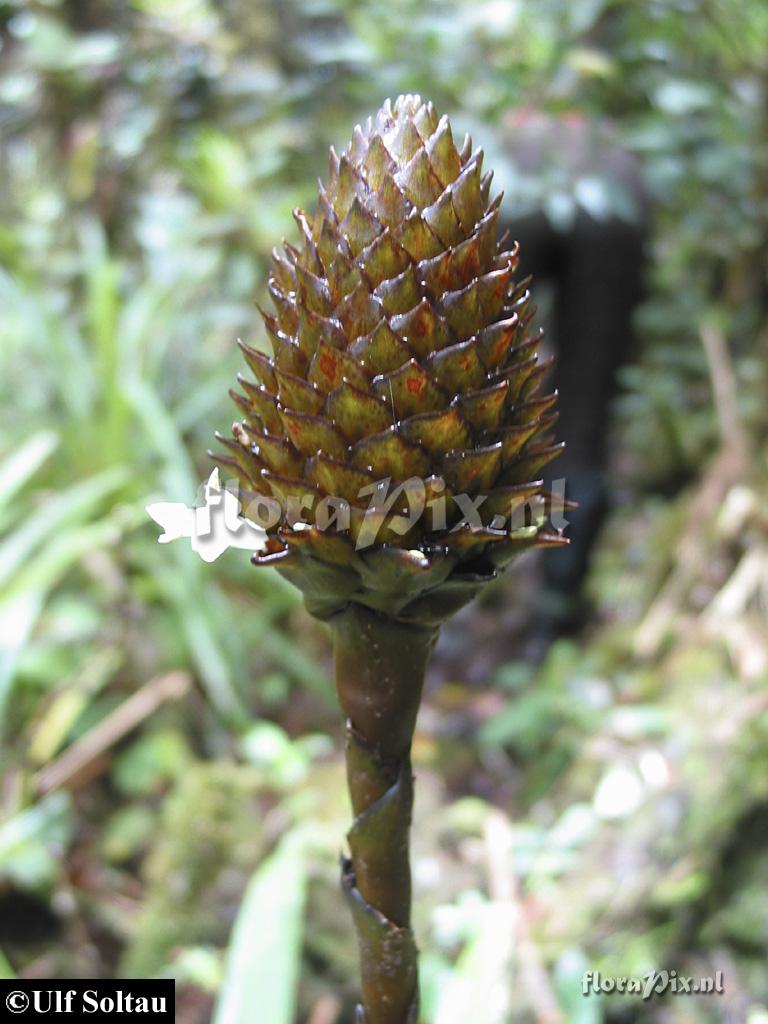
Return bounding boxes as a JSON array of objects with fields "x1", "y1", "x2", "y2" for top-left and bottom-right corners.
[{"x1": 331, "y1": 604, "x2": 438, "y2": 1024}]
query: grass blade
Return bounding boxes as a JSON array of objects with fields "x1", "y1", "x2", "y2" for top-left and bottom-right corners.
[
  {"x1": 213, "y1": 830, "x2": 307, "y2": 1024},
  {"x1": 0, "y1": 431, "x2": 58, "y2": 513},
  {"x1": 0, "y1": 466, "x2": 126, "y2": 592},
  {"x1": 0, "y1": 791, "x2": 71, "y2": 865},
  {"x1": 0, "y1": 515, "x2": 124, "y2": 727},
  {"x1": 0, "y1": 950, "x2": 15, "y2": 979},
  {"x1": 433, "y1": 902, "x2": 517, "y2": 1024}
]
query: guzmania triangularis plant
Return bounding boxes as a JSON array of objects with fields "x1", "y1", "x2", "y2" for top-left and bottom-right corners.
[{"x1": 212, "y1": 94, "x2": 567, "y2": 1024}]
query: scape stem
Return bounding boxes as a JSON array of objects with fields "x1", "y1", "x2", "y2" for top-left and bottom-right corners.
[{"x1": 331, "y1": 603, "x2": 438, "y2": 1024}]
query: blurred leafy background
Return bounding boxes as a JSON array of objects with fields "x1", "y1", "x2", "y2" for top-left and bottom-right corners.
[{"x1": 1, "y1": 0, "x2": 767, "y2": 1021}]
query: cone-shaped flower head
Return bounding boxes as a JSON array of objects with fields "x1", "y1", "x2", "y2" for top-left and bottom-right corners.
[{"x1": 214, "y1": 95, "x2": 566, "y2": 625}]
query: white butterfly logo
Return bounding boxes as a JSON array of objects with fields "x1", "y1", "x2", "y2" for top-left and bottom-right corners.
[{"x1": 146, "y1": 469, "x2": 268, "y2": 562}]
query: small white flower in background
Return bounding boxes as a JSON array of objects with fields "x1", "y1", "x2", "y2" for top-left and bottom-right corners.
[
  {"x1": 146, "y1": 468, "x2": 267, "y2": 563},
  {"x1": 638, "y1": 749, "x2": 670, "y2": 790},
  {"x1": 593, "y1": 765, "x2": 645, "y2": 820}
]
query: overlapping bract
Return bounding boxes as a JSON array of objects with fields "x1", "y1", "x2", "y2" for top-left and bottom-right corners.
[{"x1": 214, "y1": 95, "x2": 566, "y2": 622}]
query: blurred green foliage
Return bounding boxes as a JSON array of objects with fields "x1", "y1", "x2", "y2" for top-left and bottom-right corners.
[{"x1": 1, "y1": 0, "x2": 768, "y2": 1021}]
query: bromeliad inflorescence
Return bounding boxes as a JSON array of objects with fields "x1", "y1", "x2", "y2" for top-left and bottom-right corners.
[{"x1": 212, "y1": 94, "x2": 567, "y2": 1024}]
